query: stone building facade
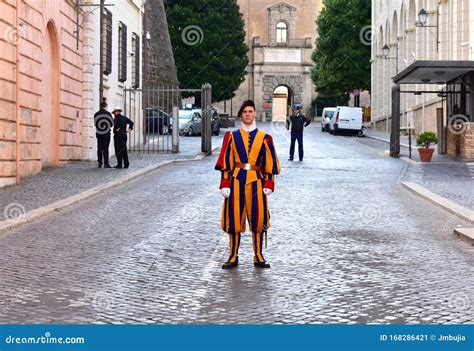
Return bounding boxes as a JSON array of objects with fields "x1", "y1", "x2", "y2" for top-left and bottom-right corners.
[
  {"x1": 0, "y1": 0, "x2": 86, "y2": 188},
  {"x1": 371, "y1": 0, "x2": 474, "y2": 160},
  {"x1": 216, "y1": 0, "x2": 322, "y2": 120},
  {"x1": 0, "y1": 0, "x2": 178, "y2": 188}
]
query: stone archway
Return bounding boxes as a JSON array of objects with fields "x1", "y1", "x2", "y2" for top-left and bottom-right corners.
[
  {"x1": 39, "y1": 21, "x2": 60, "y2": 167},
  {"x1": 263, "y1": 75, "x2": 303, "y2": 121}
]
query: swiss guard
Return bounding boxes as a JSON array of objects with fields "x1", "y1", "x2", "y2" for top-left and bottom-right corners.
[{"x1": 215, "y1": 100, "x2": 281, "y2": 269}]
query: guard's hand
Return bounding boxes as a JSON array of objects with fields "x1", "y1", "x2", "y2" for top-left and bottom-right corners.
[
  {"x1": 263, "y1": 188, "x2": 273, "y2": 196},
  {"x1": 220, "y1": 188, "x2": 231, "y2": 198}
]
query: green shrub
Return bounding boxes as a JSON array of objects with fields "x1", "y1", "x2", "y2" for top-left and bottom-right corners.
[{"x1": 416, "y1": 131, "x2": 439, "y2": 148}]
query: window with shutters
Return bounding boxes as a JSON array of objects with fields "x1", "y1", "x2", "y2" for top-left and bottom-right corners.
[
  {"x1": 118, "y1": 22, "x2": 127, "y2": 82},
  {"x1": 131, "y1": 33, "x2": 140, "y2": 88},
  {"x1": 102, "y1": 8, "x2": 112, "y2": 75}
]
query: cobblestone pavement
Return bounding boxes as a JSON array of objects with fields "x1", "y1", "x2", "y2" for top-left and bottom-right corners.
[
  {"x1": 0, "y1": 134, "x2": 222, "y2": 216},
  {"x1": 0, "y1": 123, "x2": 473, "y2": 324}
]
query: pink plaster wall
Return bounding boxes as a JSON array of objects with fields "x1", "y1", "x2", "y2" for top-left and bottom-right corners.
[{"x1": 0, "y1": 0, "x2": 84, "y2": 186}]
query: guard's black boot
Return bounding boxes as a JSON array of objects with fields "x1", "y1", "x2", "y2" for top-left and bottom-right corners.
[
  {"x1": 104, "y1": 164, "x2": 111, "y2": 168},
  {"x1": 98, "y1": 163, "x2": 102, "y2": 168},
  {"x1": 254, "y1": 261, "x2": 271, "y2": 269},
  {"x1": 252, "y1": 232, "x2": 270, "y2": 268},
  {"x1": 222, "y1": 257, "x2": 238, "y2": 269}
]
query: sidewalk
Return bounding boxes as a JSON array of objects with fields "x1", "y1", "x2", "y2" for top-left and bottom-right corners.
[
  {"x1": 0, "y1": 134, "x2": 223, "y2": 225},
  {"x1": 364, "y1": 129, "x2": 463, "y2": 163},
  {"x1": 363, "y1": 129, "x2": 474, "y2": 215}
]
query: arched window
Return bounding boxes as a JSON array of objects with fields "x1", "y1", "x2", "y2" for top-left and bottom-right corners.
[{"x1": 276, "y1": 21, "x2": 288, "y2": 43}]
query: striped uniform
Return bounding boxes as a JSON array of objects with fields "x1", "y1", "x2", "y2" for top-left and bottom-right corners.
[{"x1": 215, "y1": 128, "x2": 281, "y2": 263}]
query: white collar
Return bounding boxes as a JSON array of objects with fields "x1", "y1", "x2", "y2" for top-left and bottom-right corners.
[{"x1": 240, "y1": 120, "x2": 257, "y2": 132}]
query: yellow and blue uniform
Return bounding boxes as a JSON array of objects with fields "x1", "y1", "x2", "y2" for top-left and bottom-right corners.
[{"x1": 215, "y1": 128, "x2": 281, "y2": 264}]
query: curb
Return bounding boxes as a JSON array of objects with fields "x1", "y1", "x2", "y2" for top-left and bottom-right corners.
[
  {"x1": 453, "y1": 227, "x2": 474, "y2": 245},
  {"x1": 401, "y1": 181, "x2": 474, "y2": 224},
  {"x1": 365, "y1": 134, "x2": 411, "y2": 149},
  {"x1": 366, "y1": 135, "x2": 465, "y2": 165},
  {"x1": 0, "y1": 149, "x2": 218, "y2": 235}
]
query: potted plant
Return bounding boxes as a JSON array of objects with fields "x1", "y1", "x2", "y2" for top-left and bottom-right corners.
[{"x1": 416, "y1": 131, "x2": 439, "y2": 162}]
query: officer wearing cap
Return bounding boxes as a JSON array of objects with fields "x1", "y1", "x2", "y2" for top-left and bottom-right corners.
[
  {"x1": 286, "y1": 104, "x2": 311, "y2": 161},
  {"x1": 112, "y1": 106, "x2": 134, "y2": 169}
]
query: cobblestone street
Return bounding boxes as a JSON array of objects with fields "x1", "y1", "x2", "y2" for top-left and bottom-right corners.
[{"x1": 0, "y1": 124, "x2": 473, "y2": 324}]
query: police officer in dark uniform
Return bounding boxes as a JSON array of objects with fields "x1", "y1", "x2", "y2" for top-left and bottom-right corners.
[
  {"x1": 286, "y1": 104, "x2": 311, "y2": 161},
  {"x1": 112, "y1": 106, "x2": 134, "y2": 169},
  {"x1": 94, "y1": 102, "x2": 113, "y2": 168}
]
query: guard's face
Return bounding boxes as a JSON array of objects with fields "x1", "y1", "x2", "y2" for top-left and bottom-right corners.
[{"x1": 241, "y1": 106, "x2": 256, "y2": 125}]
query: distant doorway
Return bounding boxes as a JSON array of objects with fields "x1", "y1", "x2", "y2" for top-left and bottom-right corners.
[{"x1": 272, "y1": 85, "x2": 292, "y2": 122}]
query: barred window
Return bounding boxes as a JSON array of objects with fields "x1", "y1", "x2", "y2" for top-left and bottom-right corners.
[
  {"x1": 102, "y1": 8, "x2": 112, "y2": 75},
  {"x1": 131, "y1": 33, "x2": 140, "y2": 88},
  {"x1": 118, "y1": 22, "x2": 127, "y2": 82}
]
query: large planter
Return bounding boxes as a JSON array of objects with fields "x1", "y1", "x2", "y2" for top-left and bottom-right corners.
[{"x1": 418, "y1": 147, "x2": 434, "y2": 162}]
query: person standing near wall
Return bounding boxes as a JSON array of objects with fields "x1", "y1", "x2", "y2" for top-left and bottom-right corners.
[{"x1": 94, "y1": 102, "x2": 113, "y2": 168}]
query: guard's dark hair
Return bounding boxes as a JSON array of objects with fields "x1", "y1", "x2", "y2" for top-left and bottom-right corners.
[
  {"x1": 238, "y1": 100, "x2": 256, "y2": 118},
  {"x1": 100, "y1": 102, "x2": 108, "y2": 109}
]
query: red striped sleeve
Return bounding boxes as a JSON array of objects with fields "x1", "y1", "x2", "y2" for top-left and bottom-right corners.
[{"x1": 215, "y1": 132, "x2": 232, "y2": 170}]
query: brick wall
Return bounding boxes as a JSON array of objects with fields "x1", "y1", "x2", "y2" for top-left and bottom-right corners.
[{"x1": 460, "y1": 123, "x2": 474, "y2": 161}]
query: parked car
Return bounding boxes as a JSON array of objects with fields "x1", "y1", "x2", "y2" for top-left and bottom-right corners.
[
  {"x1": 180, "y1": 108, "x2": 220, "y2": 136},
  {"x1": 179, "y1": 109, "x2": 203, "y2": 136},
  {"x1": 321, "y1": 107, "x2": 336, "y2": 132},
  {"x1": 145, "y1": 107, "x2": 170, "y2": 135},
  {"x1": 329, "y1": 106, "x2": 364, "y2": 136}
]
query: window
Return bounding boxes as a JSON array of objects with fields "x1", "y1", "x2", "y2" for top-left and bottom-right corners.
[
  {"x1": 276, "y1": 21, "x2": 288, "y2": 43},
  {"x1": 118, "y1": 22, "x2": 127, "y2": 82},
  {"x1": 102, "y1": 8, "x2": 112, "y2": 75},
  {"x1": 131, "y1": 33, "x2": 140, "y2": 88}
]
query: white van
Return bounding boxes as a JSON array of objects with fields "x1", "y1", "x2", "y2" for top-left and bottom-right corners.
[
  {"x1": 329, "y1": 106, "x2": 364, "y2": 136},
  {"x1": 321, "y1": 107, "x2": 336, "y2": 132}
]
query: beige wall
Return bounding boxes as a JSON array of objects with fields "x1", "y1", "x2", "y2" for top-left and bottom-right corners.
[
  {"x1": 0, "y1": 0, "x2": 84, "y2": 187},
  {"x1": 238, "y1": 0, "x2": 319, "y2": 45}
]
